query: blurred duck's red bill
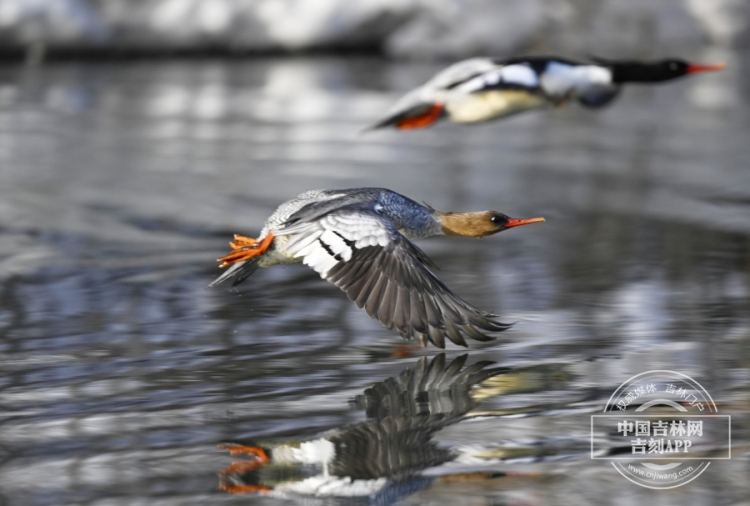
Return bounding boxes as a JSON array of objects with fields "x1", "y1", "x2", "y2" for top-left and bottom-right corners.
[
  {"x1": 506, "y1": 217, "x2": 546, "y2": 228},
  {"x1": 687, "y1": 63, "x2": 726, "y2": 74}
]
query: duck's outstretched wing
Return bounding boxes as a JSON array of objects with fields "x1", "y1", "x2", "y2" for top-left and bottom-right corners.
[{"x1": 276, "y1": 207, "x2": 511, "y2": 348}]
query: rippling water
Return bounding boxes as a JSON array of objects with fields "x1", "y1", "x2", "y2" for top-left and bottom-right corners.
[{"x1": 0, "y1": 51, "x2": 748, "y2": 506}]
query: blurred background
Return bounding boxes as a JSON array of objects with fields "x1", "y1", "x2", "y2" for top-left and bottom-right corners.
[
  {"x1": 0, "y1": 0, "x2": 749, "y2": 59},
  {"x1": 0, "y1": 1, "x2": 748, "y2": 505}
]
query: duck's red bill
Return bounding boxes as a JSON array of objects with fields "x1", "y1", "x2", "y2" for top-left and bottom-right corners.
[
  {"x1": 506, "y1": 217, "x2": 546, "y2": 228},
  {"x1": 687, "y1": 63, "x2": 726, "y2": 74}
]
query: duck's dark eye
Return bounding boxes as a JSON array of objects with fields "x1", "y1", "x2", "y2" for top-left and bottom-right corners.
[
  {"x1": 491, "y1": 215, "x2": 503, "y2": 225},
  {"x1": 669, "y1": 63, "x2": 678, "y2": 70}
]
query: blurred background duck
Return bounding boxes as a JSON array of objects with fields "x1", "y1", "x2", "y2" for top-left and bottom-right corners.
[
  {"x1": 211, "y1": 188, "x2": 544, "y2": 348},
  {"x1": 367, "y1": 56, "x2": 725, "y2": 130}
]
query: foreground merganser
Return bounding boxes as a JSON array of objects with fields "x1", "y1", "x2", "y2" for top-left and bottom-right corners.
[
  {"x1": 366, "y1": 56, "x2": 725, "y2": 129},
  {"x1": 210, "y1": 188, "x2": 544, "y2": 348}
]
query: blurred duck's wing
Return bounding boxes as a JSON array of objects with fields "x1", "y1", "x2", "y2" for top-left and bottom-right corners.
[
  {"x1": 427, "y1": 57, "x2": 502, "y2": 89},
  {"x1": 277, "y1": 207, "x2": 511, "y2": 348},
  {"x1": 365, "y1": 58, "x2": 500, "y2": 130},
  {"x1": 453, "y1": 63, "x2": 542, "y2": 95}
]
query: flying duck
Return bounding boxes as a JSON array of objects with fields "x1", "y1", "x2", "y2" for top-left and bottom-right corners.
[
  {"x1": 210, "y1": 188, "x2": 544, "y2": 348},
  {"x1": 366, "y1": 56, "x2": 725, "y2": 130}
]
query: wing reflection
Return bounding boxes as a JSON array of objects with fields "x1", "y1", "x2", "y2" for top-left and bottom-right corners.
[{"x1": 218, "y1": 354, "x2": 555, "y2": 503}]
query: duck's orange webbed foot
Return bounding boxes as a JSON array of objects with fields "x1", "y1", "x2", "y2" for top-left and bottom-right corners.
[
  {"x1": 396, "y1": 103, "x2": 444, "y2": 130},
  {"x1": 220, "y1": 483, "x2": 272, "y2": 494},
  {"x1": 230, "y1": 234, "x2": 257, "y2": 248},
  {"x1": 218, "y1": 444, "x2": 270, "y2": 462},
  {"x1": 219, "y1": 459, "x2": 267, "y2": 476},
  {"x1": 218, "y1": 444, "x2": 271, "y2": 495},
  {"x1": 217, "y1": 233, "x2": 275, "y2": 268}
]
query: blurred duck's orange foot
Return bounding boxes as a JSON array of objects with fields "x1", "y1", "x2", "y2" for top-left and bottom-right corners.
[
  {"x1": 218, "y1": 443, "x2": 270, "y2": 462},
  {"x1": 396, "y1": 103, "x2": 444, "y2": 130},
  {"x1": 217, "y1": 233, "x2": 275, "y2": 268},
  {"x1": 220, "y1": 484, "x2": 272, "y2": 494},
  {"x1": 230, "y1": 234, "x2": 257, "y2": 248},
  {"x1": 218, "y1": 444, "x2": 271, "y2": 494}
]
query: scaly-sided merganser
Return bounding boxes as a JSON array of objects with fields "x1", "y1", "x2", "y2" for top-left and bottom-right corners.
[
  {"x1": 210, "y1": 188, "x2": 544, "y2": 348},
  {"x1": 366, "y1": 56, "x2": 725, "y2": 130}
]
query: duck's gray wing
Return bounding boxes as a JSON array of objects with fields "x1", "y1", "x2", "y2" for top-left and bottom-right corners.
[
  {"x1": 277, "y1": 208, "x2": 511, "y2": 348},
  {"x1": 282, "y1": 189, "x2": 382, "y2": 226}
]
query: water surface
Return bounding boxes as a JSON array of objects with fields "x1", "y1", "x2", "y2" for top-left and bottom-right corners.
[{"x1": 0, "y1": 53, "x2": 748, "y2": 505}]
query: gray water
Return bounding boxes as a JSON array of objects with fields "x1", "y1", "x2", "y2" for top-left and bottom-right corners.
[{"x1": 0, "y1": 51, "x2": 748, "y2": 506}]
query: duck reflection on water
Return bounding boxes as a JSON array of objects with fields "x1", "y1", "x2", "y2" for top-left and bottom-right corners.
[{"x1": 218, "y1": 354, "x2": 572, "y2": 503}]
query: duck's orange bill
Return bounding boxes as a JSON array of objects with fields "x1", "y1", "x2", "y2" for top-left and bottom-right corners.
[
  {"x1": 687, "y1": 63, "x2": 725, "y2": 74},
  {"x1": 217, "y1": 233, "x2": 274, "y2": 267},
  {"x1": 396, "y1": 103, "x2": 444, "y2": 130},
  {"x1": 505, "y1": 217, "x2": 546, "y2": 229}
]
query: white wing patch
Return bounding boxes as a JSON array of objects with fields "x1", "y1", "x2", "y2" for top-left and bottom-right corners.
[
  {"x1": 320, "y1": 229, "x2": 353, "y2": 262},
  {"x1": 457, "y1": 64, "x2": 539, "y2": 94},
  {"x1": 303, "y1": 243, "x2": 339, "y2": 275},
  {"x1": 324, "y1": 213, "x2": 390, "y2": 249},
  {"x1": 279, "y1": 212, "x2": 392, "y2": 277},
  {"x1": 286, "y1": 230, "x2": 323, "y2": 257},
  {"x1": 540, "y1": 62, "x2": 613, "y2": 98},
  {"x1": 499, "y1": 64, "x2": 539, "y2": 87}
]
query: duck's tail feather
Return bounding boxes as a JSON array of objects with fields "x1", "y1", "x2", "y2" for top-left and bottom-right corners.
[{"x1": 208, "y1": 259, "x2": 260, "y2": 288}]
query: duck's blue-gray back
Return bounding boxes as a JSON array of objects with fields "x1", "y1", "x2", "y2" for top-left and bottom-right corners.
[{"x1": 277, "y1": 188, "x2": 441, "y2": 239}]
